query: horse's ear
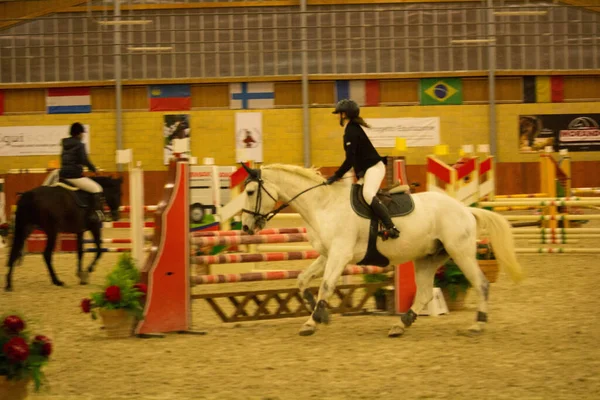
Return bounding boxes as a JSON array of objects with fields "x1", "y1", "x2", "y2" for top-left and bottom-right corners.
[{"x1": 240, "y1": 162, "x2": 259, "y2": 179}]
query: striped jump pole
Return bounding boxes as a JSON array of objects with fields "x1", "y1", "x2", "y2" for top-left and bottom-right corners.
[
  {"x1": 505, "y1": 215, "x2": 600, "y2": 221},
  {"x1": 103, "y1": 205, "x2": 158, "y2": 213},
  {"x1": 191, "y1": 233, "x2": 309, "y2": 247},
  {"x1": 192, "y1": 250, "x2": 320, "y2": 265},
  {"x1": 191, "y1": 265, "x2": 392, "y2": 285},
  {"x1": 494, "y1": 193, "x2": 548, "y2": 199},
  {"x1": 479, "y1": 198, "x2": 600, "y2": 207},
  {"x1": 511, "y1": 228, "x2": 600, "y2": 234},
  {"x1": 191, "y1": 227, "x2": 307, "y2": 237},
  {"x1": 103, "y1": 221, "x2": 155, "y2": 228},
  {"x1": 513, "y1": 234, "x2": 600, "y2": 239},
  {"x1": 515, "y1": 248, "x2": 600, "y2": 254}
]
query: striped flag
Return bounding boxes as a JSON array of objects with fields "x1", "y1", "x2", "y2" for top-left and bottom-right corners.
[
  {"x1": 148, "y1": 84, "x2": 191, "y2": 111},
  {"x1": 523, "y1": 76, "x2": 564, "y2": 103},
  {"x1": 334, "y1": 80, "x2": 380, "y2": 106},
  {"x1": 46, "y1": 87, "x2": 91, "y2": 114}
]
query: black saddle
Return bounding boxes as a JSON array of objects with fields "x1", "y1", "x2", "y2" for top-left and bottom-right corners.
[
  {"x1": 350, "y1": 184, "x2": 415, "y2": 219},
  {"x1": 351, "y1": 183, "x2": 415, "y2": 268},
  {"x1": 58, "y1": 179, "x2": 91, "y2": 208}
]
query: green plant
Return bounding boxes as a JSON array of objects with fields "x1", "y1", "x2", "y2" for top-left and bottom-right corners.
[
  {"x1": 80, "y1": 254, "x2": 147, "y2": 320},
  {"x1": 476, "y1": 239, "x2": 495, "y2": 260},
  {"x1": 434, "y1": 259, "x2": 471, "y2": 301},
  {"x1": 0, "y1": 313, "x2": 52, "y2": 391},
  {"x1": 363, "y1": 273, "x2": 390, "y2": 298}
]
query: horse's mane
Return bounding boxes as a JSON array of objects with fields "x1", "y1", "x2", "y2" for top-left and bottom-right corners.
[{"x1": 261, "y1": 164, "x2": 324, "y2": 184}]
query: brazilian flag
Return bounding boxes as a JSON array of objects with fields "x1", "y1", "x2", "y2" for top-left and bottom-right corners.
[{"x1": 420, "y1": 78, "x2": 463, "y2": 105}]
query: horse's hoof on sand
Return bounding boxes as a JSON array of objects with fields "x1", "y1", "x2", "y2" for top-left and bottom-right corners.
[
  {"x1": 388, "y1": 325, "x2": 405, "y2": 337},
  {"x1": 53, "y1": 280, "x2": 65, "y2": 287},
  {"x1": 457, "y1": 327, "x2": 484, "y2": 337},
  {"x1": 78, "y1": 271, "x2": 90, "y2": 285},
  {"x1": 4, "y1": 287, "x2": 13, "y2": 292},
  {"x1": 299, "y1": 324, "x2": 316, "y2": 336}
]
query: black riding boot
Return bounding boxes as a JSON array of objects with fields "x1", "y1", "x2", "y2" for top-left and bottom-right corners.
[
  {"x1": 90, "y1": 193, "x2": 105, "y2": 223},
  {"x1": 370, "y1": 197, "x2": 400, "y2": 240}
]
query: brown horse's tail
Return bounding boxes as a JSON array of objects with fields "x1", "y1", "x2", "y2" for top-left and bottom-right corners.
[{"x1": 7, "y1": 192, "x2": 34, "y2": 267}]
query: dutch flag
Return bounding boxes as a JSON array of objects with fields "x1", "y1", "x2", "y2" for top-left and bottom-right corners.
[
  {"x1": 46, "y1": 87, "x2": 91, "y2": 114},
  {"x1": 334, "y1": 80, "x2": 380, "y2": 106}
]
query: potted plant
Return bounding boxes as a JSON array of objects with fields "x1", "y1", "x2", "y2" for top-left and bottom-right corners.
[
  {"x1": 363, "y1": 273, "x2": 391, "y2": 311},
  {"x1": 477, "y1": 239, "x2": 499, "y2": 283},
  {"x1": 434, "y1": 260, "x2": 471, "y2": 311},
  {"x1": 0, "y1": 313, "x2": 53, "y2": 399},
  {"x1": 80, "y1": 254, "x2": 147, "y2": 338}
]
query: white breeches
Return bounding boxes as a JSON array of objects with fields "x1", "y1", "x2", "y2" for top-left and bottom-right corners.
[
  {"x1": 64, "y1": 177, "x2": 102, "y2": 193},
  {"x1": 359, "y1": 161, "x2": 386, "y2": 205}
]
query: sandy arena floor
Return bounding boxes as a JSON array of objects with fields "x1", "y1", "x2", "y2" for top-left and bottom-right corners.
[{"x1": 1, "y1": 217, "x2": 600, "y2": 400}]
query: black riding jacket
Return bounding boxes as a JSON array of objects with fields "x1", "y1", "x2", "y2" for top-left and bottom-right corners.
[
  {"x1": 59, "y1": 137, "x2": 96, "y2": 179},
  {"x1": 332, "y1": 121, "x2": 386, "y2": 180}
]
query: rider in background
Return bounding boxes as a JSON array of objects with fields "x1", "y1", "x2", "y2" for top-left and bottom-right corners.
[
  {"x1": 326, "y1": 99, "x2": 400, "y2": 240},
  {"x1": 60, "y1": 122, "x2": 105, "y2": 223}
]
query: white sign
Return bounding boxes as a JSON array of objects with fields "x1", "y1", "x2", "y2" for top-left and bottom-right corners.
[
  {"x1": 235, "y1": 112, "x2": 263, "y2": 162},
  {"x1": 363, "y1": 118, "x2": 440, "y2": 148},
  {"x1": 0, "y1": 125, "x2": 90, "y2": 156}
]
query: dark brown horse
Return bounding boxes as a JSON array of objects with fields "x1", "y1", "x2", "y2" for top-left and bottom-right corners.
[{"x1": 5, "y1": 176, "x2": 122, "y2": 291}]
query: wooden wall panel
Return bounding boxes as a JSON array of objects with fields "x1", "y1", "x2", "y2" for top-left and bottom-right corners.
[
  {"x1": 495, "y1": 77, "x2": 522, "y2": 102},
  {"x1": 122, "y1": 86, "x2": 148, "y2": 110},
  {"x1": 379, "y1": 79, "x2": 419, "y2": 103},
  {"x1": 309, "y1": 81, "x2": 334, "y2": 105},
  {"x1": 91, "y1": 87, "x2": 115, "y2": 111},
  {"x1": 274, "y1": 82, "x2": 302, "y2": 106},
  {"x1": 564, "y1": 76, "x2": 600, "y2": 100},
  {"x1": 462, "y1": 78, "x2": 488, "y2": 102},
  {"x1": 191, "y1": 84, "x2": 229, "y2": 108},
  {"x1": 4, "y1": 89, "x2": 46, "y2": 113}
]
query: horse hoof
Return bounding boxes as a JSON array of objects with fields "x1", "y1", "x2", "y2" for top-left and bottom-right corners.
[
  {"x1": 78, "y1": 271, "x2": 90, "y2": 285},
  {"x1": 53, "y1": 280, "x2": 65, "y2": 287},
  {"x1": 4, "y1": 287, "x2": 13, "y2": 292},
  {"x1": 388, "y1": 325, "x2": 405, "y2": 338},
  {"x1": 299, "y1": 324, "x2": 316, "y2": 336},
  {"x1": 313, "y1": 309, "x2": 330, "y2": 325}
]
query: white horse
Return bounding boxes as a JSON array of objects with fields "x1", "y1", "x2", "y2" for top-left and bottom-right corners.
[{"x1": 240, "y1": 164, "x2": 523, "y2": 337}]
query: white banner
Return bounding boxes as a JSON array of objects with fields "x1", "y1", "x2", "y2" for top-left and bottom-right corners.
[
  {"x1": 0, "y1": 125, "x2": 90, "y2": 156},
  {"x1": 235, "y1": 112, "x2": 263, "y2": 163},
  {"x1": 363, "y1": 117, "x2": 440, "y2": 148}
]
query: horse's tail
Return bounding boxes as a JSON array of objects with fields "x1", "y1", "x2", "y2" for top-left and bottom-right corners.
[
  {"x1": 469, "y1": 207, "x2": 524, "y2": 283},
  {"x1": 8, "y1": 192, "x2": 34, "y2": 267}
]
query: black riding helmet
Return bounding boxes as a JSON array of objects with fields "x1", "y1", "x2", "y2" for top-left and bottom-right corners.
[
  {"x1": 70, "y1": 122, "x2": 85, "y2": 137},
  {"x1": 332, "y1": 99, "x2": 360, "y2": 126}
]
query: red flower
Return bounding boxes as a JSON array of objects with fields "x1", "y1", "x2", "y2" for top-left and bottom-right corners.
[
  {"x1": 3, "y1": 337, "x2": 30, "y2": 363},
  {"x1": 2, "y1": 315, "x2": 25, "y2": 334},
  {"x1": 81, "y1": 298, "x2": 92, "y2": 313},
  {"x1": 133, "y1": 283, "x2": 147, "y2": 295},
  {"x1": 33, "y1": 335, "x2": 53, "y2": 357},
  {"x1": 104, "y1": 285, "x2": 121, "y2": 303}
]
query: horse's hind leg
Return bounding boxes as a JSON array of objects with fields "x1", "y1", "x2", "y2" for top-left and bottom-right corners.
[
  {"x1": 297, "y1": 255, "x2": 327, "y2": 312},
  {"x1": 389, "y1": 254, "x2": 450, "y2": 337},
  {"x1": 445, "y1": 242, "x2": 490, "y2": 335},
  {"x1": 5, "y1": 225, "x2": 33, "y2": 292},
  {"x1": 43, "y1": 230, "x2": 64, "y2": 287}
]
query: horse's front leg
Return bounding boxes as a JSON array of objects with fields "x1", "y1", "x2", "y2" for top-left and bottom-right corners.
[
  {"x1": 297, "y1": 255, "x2": 327, "y2": 312},
  {"x1": 43, "y1": 230, "x2": 64, "y2": 287},
  {"x1": 299, "y1": 247, "x2": 353, "y2": 336},
  {"x1": 86, "y1": 224, "x2": 103, "y2": 276}
]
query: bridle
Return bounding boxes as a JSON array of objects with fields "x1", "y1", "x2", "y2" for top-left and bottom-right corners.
[{"x1": 241, "y1": 166, "x2": 326, "y2": 228}]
